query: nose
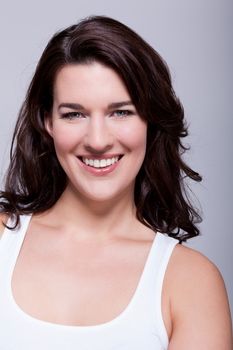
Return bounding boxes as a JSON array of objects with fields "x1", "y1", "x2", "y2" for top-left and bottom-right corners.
[{"x1": 84, "y1": 115, "x2": 114, "y2": 153}]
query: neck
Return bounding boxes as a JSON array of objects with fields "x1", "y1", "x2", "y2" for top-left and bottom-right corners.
[{"x1": 44, "y1": 183, "x2": 139, "y2": 241}]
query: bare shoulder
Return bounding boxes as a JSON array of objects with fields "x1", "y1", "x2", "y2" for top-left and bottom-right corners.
[
  {"x1": 0, "y1": 213, "x2": 8, "y2": 239},
  {"x1": 169, "y1": 243, "x2": 223, "y2": 281},
  {"x1": 168, "y1": 243, "x2": 231, "y2": 312},
  {"x1": 166, "y1": 243, "x2": 233, "y2": 349}
]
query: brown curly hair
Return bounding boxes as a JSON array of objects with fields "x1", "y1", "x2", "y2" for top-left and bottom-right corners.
[{"x1": 0, "y1": 15, "x2": 202, "y2": 241}]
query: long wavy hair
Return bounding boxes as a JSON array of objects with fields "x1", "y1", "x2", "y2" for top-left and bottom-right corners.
[{"x1": 0, "y1": 15, "x2": 202, "y2": 241}]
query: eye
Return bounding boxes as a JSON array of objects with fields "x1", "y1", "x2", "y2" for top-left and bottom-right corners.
[
  {"x1": 111, "y1": 110, "x2": 133, "y2": 118},
  {"x1": 60, "y1": 111, "x2": 85, "y2": 120}
]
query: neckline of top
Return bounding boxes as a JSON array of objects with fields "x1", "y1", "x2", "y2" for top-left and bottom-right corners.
[{"x1": 7, "y1": 214, "x2": 161, "y2": 331}]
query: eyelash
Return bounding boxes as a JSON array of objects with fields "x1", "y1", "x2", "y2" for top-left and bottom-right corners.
[
  {"x1": 112, "y1": 110, "x2": 133, "y2": 118},
  {"x1": 61, "y1": 112, "x2": 84, "y2": 120},
  {"x1": 60, "y1": 110, "x2": 134, "y2": 120}
]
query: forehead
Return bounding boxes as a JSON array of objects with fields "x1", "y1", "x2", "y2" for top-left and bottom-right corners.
[{"x1": 53, "y1": 63, "x2": 131, "y2": 105}]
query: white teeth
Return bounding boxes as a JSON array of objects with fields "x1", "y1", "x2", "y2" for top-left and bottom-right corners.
[
  {"x1": 82, "y1": 156, "x2": 120, "y2": 168},
  {"x1": 94, "y1": 159, "x2": 100, "y2": 168},
  {"x1": 100, "y1": 159, "x2": 107, "y2": 167}
]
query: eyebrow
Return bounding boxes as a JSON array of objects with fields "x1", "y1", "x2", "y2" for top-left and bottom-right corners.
[
  {"x1": 58, "y1": 101, "x2": 133, "y2": 110},
  {"x1": 108, "y1": 101, "x2": 133, "y2": 109}
]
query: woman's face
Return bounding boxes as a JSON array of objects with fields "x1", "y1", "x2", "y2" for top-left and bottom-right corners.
[{"x1": 46, "y1": 62, "x2": 147, "y2": 203}]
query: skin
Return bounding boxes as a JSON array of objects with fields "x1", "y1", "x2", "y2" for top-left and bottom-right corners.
[
  {"x1": 0, "y1": 63, "x2": 232, "y2": 348},
  {"x1": 45, "y1": 62, "x2": 147, "y2": 206}
]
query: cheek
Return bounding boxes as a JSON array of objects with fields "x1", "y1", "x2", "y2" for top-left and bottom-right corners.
[
  {"x1": 118, "y1": 120, "x2": 147, "y2": 151},
  {"x1": 52, "y1": 126, "x2": 81, "y2": 153}
]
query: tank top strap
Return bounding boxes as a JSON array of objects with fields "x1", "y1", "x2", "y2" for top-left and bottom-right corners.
[
  {"x1": 130, "y1": 232, "x2": 178, "y2": 347},
  {"x1": 0, "y1": 215, "x2": 32, "y2": 275},
  {"x1": 147, "y1": 232, "x2": 178, "y2": 284},
  {"x1": 135, "y1": 232, "x2": 178, "y2": 298}
]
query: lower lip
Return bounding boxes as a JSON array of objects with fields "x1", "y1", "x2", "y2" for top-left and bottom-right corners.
[{"x1": 77, "y1": 158, "x2": 121, "y2": 176}]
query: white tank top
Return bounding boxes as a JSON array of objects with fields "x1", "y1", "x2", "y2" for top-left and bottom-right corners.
[{"x1": 0, "y1": 215, "x2": 178, "y2": 350}]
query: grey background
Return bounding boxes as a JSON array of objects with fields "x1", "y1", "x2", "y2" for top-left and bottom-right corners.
[{"x1": 1, "y1": 0, "x2": 232, "y2": 315}]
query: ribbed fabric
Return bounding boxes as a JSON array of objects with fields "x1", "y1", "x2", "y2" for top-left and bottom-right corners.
[{"x1": 0, "y1": 215, "x2": 178, "y2": 350}]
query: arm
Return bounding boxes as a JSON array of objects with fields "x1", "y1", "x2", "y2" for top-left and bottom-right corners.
[{"x1": 168, "y1": 245, "x2": 233, "y2": 349}]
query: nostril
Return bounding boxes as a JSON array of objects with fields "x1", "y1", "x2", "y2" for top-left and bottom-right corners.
[{"x1": 83, "y1": 129, "x2": 114, "y2": 151}]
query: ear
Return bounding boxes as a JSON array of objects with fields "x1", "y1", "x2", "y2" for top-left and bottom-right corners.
[{"x1": 44, "y1": 112, "x2": 53, "y2": 138}]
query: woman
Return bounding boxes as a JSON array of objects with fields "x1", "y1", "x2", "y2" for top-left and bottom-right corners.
[{"x1": 0, "y1": 15, "x2": 232, "y2": 349}]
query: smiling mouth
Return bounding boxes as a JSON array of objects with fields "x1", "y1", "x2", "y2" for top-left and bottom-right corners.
[{"x1": 78, "y1": 155, "x2": 123, "y2": 169}]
